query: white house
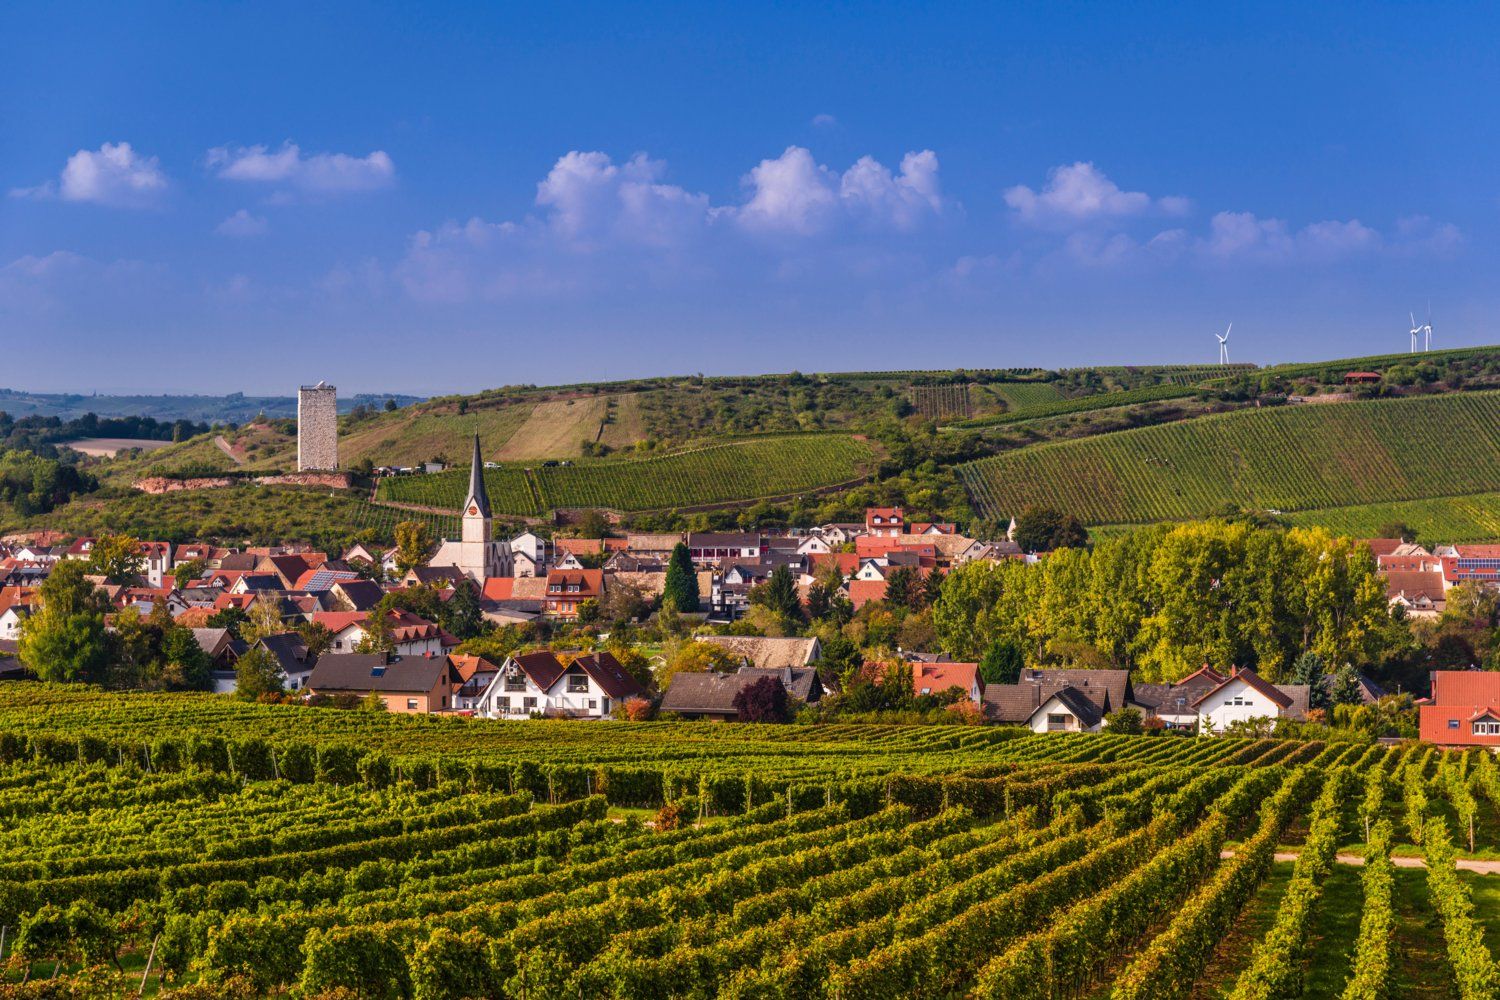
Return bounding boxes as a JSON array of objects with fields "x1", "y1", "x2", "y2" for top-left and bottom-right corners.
[
  {"x1": 473, "y1": 650, "x2": 645, "y2": 720},
  {"x1": 312, "y1": 609, "x2": 446, "y2": 656},
  {"x1": 1028, "y1": 688, "x2": 1105, "y2": 733},
  {"x1": 0, "y1": 604, "x2": 30, "y2": 641},
  {"x1": 852, "y1": 560, "x2": 888, "y2": 582},
  {"x1": 1194, "y1": 667, "x2": 1309, "y2": 732},
  {"x1": 796, "y1": 536, "x2": 833, "y2": 556},
  {"x1": 509, "y1": 531, "x2": 548, "y2": 576}
]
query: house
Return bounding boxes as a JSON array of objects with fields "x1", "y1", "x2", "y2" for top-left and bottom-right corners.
[
  {"x1": 449, "y1": 654, "x2": 500, "y2": 712},
  {"x1": 1029, "y1": 688, "x2": 1106, "y2": 733},
  {"x1": 697, "y1": 635, "x2": 822, "y2": 671},
  {"x1": 308, "y1": 652, "x2": 461, "y2": 714},
  {"x1": 687, "y1": 533, "x2": 762, "y2": 565},
  {"x1": 62, "y1": 536, "x2": 97, "y2": 561},
  {"x1": 865, "y1": 507, "x2": 904, "y2": 536},
  {"x1": 293, "y1": 567, "x2": 363, "y2": 593},
  {"x1": 1344, "y1": 371, "x2": 1382, "y2": 384},
  {"x1": 1385, "y1": 569, "x2": 1447, "y2": 619},
  {"x1": 1420, "y1": 671, "x2": 1500, "y2": 746},
  {"x1": 660, "y1": 664, "x2": 821, "y2": 721},
  {"x1": 624, "y1": 533, "x2": 684, "y2": 559},
  {"x1": 911, "y1": 661, "x2": 981, "y2": 704},
  {"x1": 0, "y1": 589, "x2": 37, "y2": 641},
  {"x1": 509, "y1": 530, "x2": 549, "y2": 575},
  {"x1": 847, "y1": 579, "x2": 888, "y2": 610},
  {"x1": 473, "y1": 650, "x2": 644, "y2": 719},
  {"x1": 402, "y1": 565, "x2": 468, "y2": 588},
  {"x1": 312, "y1": 609, "x2": 447, "y2": 655},
  {"x1": 257, "y1": 632, "x2": 316, "y2": 690},
  {"x1": 256, "y1": 553, "x2": 324, "y2": 590},
  {"x1": 710, "y1": 564, "x2": 764, "y2": 619},
  {"x1": 1133, "y1": 665, "x2": 1227, "y2": 730},
  {"x1": 544, "y1": 569, "x2": 604, "y2": 618},
  {"x1": 982, "y1": 668, "x2": 1137, "y2": 731},
  {"x1": 1193, "y1": 667, "x2": 1309, "y2": 731},
  {"x1": 796, "y1": 535, "x2": 833, "y2": 556},
  {"x1": 0, "y1": 639, "x2": 25, "y2": 681},
  {"x1": 426, "y1": 436, "x2": 515, "y2": 582},
  {"x1": 139, "y1": 542, "x2": 173, "y2": 588},
  {"x1": 1437, "y1": 544, "x2": 1500, "y2": 588},
  {"x1": 330, "y1": 578, "x2": 385, "y2": 612}
]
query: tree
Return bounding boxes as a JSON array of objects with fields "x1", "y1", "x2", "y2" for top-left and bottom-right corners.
[
  {"x1": 86, "y1": 534, "x2": 145, "y2": 584},
  {"x1": 884, "y1": 566, "x2": 922, "y2": 610},
  {"x1": 574, "y1": 510, "x2": 611, "y2": 539},
  {"x1": 393, "y1": 521, "x2": 433, "y2": 576},
  {"x1": 384, "y1": 398, "x2": 398, "y2": 412},
  {"x1": 662, "y1": 543, "x2": 700, "y2": 613},
  {"x1": 361, "y1": 690, "x2": 388, "y2": 712},
  {"x1": 599, "y1": 579, "x2": 650, "y2": 625},
  {"x1": 161, "y1": 625, "x2": 212, "y2": 690},
  {"x1": 435, "y1": 581, "x2": 485, "y2": 640},
  {"x1": 233, "y1": 646, "x2": 284, "y2": 701},
  {"x1": 297, "y1": 621, "x2": 335, "y2": 658},
  {"x1": 170, "y1": 557, "x2": 207, "y2": 588},
  {"x1": 658, "y1": 639, "x2": 741, "y2": 687},
  {"x1": 1013, "y1": 507, "x2": 1089, "y2": 553},
  {"x1": 1330, "y1": 664, "x2": 1364, "y2": 707},
  {"x1": 1291, "y1": 651, "x2": 1330, "y2": 710},
  {"x1": 978, "y1": 638, "x2": 1025, "y2": 685},
  {"x1": 18, "y1": 559, "x2": 112, "y2": 683},
  {"x1": 1105, "y1": 706, "x2": 1145, "y2": 734},
  {"x1": 752, "y1": 565, "x2": 803, "y2": 624},
  {"x1": 1377, "y1": 521, "x2": 1419, "y2": 543},
  {"x1": 733, "y1": 676, "x2": 790, "y2": 723},
  {"x1": 206, "y1": 605, "x2": 249, "y2": 640},
  {"x1": 241, "y1": 599, "x2": 288, "y2": 644},
  {"x1": 576, "y1": 598, "x2": 601, "y2": 625}
]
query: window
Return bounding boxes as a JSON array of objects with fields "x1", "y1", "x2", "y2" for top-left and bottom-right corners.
[
  {"x1": 497, "y1": 696, "x2": 510, "y2": 713},
  {"x1": 567, "y1": 673, "x2": 589, "y2": 694},
  {"x1": 1449, "y1": 719, "x2": 1461, "y2": 730},
  {"x1": 523, "y1": 697, "x2": 537, "y2": 711},
  {"x1": 1046, "y1": 713, "x2": 1070, "y2": 732},
  {"x1": 504, "y1": 674, "x2": 526, "y2": 691},
  {"x1": 1477, "y1": 722, "x2": 1500, "y2": 736},
  {"x1": 588, "y1": 699, "x2": 597, "y2": 710},
  {"x1": 406, "y1": 698, "x2": 418, "y2": 710}
]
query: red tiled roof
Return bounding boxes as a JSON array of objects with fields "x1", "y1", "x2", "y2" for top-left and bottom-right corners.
[
  {"x1": 847, "y1": 579, "x2": 888, "y2": 609},
  {"x1": 912, "y1": 662, "x2": 978, "y2": 698},
  {"x1": 810, "y1": 552, "x2": 861, "y2": 576},
  {"x1": 1431, "y1": 671, "x2": 1500, "y2": 707},
  {"x1": 482, "y1": 577, "x2": 517, "y2": 601},
  {"x1": 1191, "y1": 666, "x2": 1292, "y2": 709},
  {"x1": 546, "y1": 569, "x2": 603, "y2": 597}
]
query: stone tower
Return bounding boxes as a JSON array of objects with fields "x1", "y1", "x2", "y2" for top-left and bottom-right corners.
[{"x1": 297, "y1": 382, "x2": 338, "y2": 471}]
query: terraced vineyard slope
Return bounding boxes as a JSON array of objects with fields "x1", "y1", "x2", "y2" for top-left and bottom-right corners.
[
  {"x1": 2, "y1": 687, "x2": 1497, "y2": 998},
  {"x1": 378, "y1": 434, "x2": 875, "y2": 513},
  {"x1": 960, "y1": 390, "x2": 1500, "y2": 524}
]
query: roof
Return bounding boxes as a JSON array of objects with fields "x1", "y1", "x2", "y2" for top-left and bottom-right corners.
[
  {"x1": 571, "y1": 651, "x2": 646, "y2": 700},
  {"x1": 257, "y1": 632, "x2": 311, "y2": 674},
  {"x1": 406, "y1": 565, "x2": 467, "y2": 586},
  {"x1": 847, "y1": 579, "x2": 888, "y2": 609},
  {"x1": 1384, "y1": 570, "x2": 1445, "y2": 602},
  {"x1": 1043, "y1": 687, "x2": 1104, "y2": 729},
  {"x1": 332, "y1": 579, "x2": 385, "y2": 611},
  {"x1": 698, "y1": 636, "x2": 820, "y2": 670},
  {"x1": 810, "y1": 552, "x2": 861, "y2": 576},
  {"x1": 607, "y1": 570, "x2": 667, "y2": 599},
  {"x1": 737, "y1": 665, "x2": 822, "y2": 702},
  {"x1": 1018, "y1": 668, "x2": 1131, "y2": 713},
  {"x1": 984, "y1": 682, "x2": 1069, "y2": 723},
  {"x1": 294, "y1": 567, "x2": 362, "y2": 592},
  {"x1": 546, "y1": 569, "x2": 604, "y2": 596},
  {"x1": 625, "y1": 532, "x2": 684, "y2": 552},
  {"x1": 1431, "y1": 671, "x2": 1500, "y2": 707},
  {"x1": 1274, "y1": 684, "x2": 1311, "y2": 721},
  {"x1": 660, "y1": 670, "x2": 765, "y2": 716},
  {"x1": 1192, "y1": 667, "x2": 1293, "y2": 710},
  {"x1": 509, "y1": 650, "x2": 567, "y2": 690},
  {"x1": 912, "y1": 662, "x2": 978, "y2": 697},
  {"x1": 465, "y1": 434, "x2": 491, "y2": 518},
  {"x1": 313, "y1": 610, "x2": 369, "y2": 634},
  {"x1": 309, "y1": 653, "x2": 454, "y2": 694},
  {"x1": 688, "y1": 532, "x2": 761, "y2": 548}
]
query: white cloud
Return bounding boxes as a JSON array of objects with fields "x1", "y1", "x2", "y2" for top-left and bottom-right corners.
[
  {"x1": 215, "y1": 209, "x2": 269, "y2": 237},
  {"x1": 1004, "y1": 162, "x2": 1185, "y2": 228},
  {"x1": 9, "y1": 142, "x2": 168, "y2": 207},
  {"x1": 1200, "y1": 211, "x2": 1380, "y2": 262},
  {"x1": 535, "y1": 151, "x2": 710, "y2": 248},
  {"x1": 811, "y1": 113, "x2": 838, "y2": 127},
  {"x1": 206, "y1": 143, "x2": 395, "y2": 194},
  {"x1": 732, "y1": 146, "x2": 948, "y2": 235}
]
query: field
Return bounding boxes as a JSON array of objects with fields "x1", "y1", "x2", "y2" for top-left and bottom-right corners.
[
  {"x1": 909, "y1": 384, "x2": 973, "y2": 419},
  {"x1": 378, "y1": 434, "x2": 875, "y2": 513},
  {"x1": 494, "y1": 396, "x2": 613, "y2": 460},
  {"x1": 1, "y1": 686, "x2": 1497, "y2": 997},
  {"x1": 1283, "y1": 492, "x2": 1500, "y2": 543},
  {"x1": 952, "y1": 383, "x2": 1199, "y2": 429},
  {"x1": 960, "y1": 390, "x2": 1500, "y2": 523},
  {"x1": 983, "y1": 381, "x2": 1065, "y2": 410}
]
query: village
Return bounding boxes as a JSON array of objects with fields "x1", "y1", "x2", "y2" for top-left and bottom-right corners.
[{"x1": 2, "y1": 424, "x2": 1496, "y2": 747}]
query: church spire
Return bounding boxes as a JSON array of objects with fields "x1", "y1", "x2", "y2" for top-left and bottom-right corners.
[{"x1": 465, "y1": 434, "x2": 490, "y2": 518}]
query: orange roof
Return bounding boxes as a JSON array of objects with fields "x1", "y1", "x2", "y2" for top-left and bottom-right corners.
[
  {"x1": 313, "y1": 610, "x2": 369, "y2": 634},
  {"x1": 848, "y1": 579, "x2": 888, "y2": 609},
  {"x1": 546, "y1": 568, "x2": 604, "y2": 596},
  {"x1": 482, "y1": 577, "x2": 516, "y2": 601},
  {"x1": 1432, "y1": 671, "x2": 1500, "y2": 707},
  {"x1": 810, "y1": 552, "x2": 861, "y2": 576},
  {"x1": 912, "y1": 662, "x2": 979, "y2": 697}
]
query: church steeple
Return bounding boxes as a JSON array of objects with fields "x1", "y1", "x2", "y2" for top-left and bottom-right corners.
[{"x1": 464, "y1": 434, "x2": 490, "y2": 519}]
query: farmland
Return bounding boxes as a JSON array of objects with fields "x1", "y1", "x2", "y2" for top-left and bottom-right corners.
[
  {"x1": 378, "y1": 434, "x2": 876, "y2": 513},
  {"x1": 1283, "y1": 492, "x2": 1500, "y2": 543},
  {"x1": 960, "y1": 390, "x2": 1500, "y2": 524},
  {"x1": 908, "y1": 384, "x2": 973, "y2": 419},
  {"x1": 1, "y1": 686, "x2": 1497, "y2": 997},
  {"x1": 953, "y1": 383, "x2": 1200, "y2": 429}
]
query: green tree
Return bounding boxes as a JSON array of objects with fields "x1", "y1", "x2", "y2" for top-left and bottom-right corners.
[
  {"x1": 170, "y1": 557, "x2": 207, "y2": 588},
  {"x1": 86, "y1": 534, "x2": 145, "y2": 584},
  {"x1": 241, "y1": 599, "x2": 288, "y2": 644},
  {"x1": 1013, "y1": 506, "x2": 1089, "y2": 553},
  {"x1": 662, "y1": 542, "x2": 700, "y2": 613},
  {"x1": 18, "y1": 559, "x2": 112, "y2": 683},
  {"x1": 1105, "y1": 706, "x2": 1145, "y2": 734},
  {"x1": 1330, "y1": 664, "x2": 1364, "y2": 706},
  {"x1": 393, "y1": 520, "x2": 433, "y2": 576},
  {"x1": 435, "y1": 580, "x2": 485, "y2": 640},
  {"x1": 753, "y1": 564, "x2": 803, "y2": 624},
  {"x1": 574, "y1": 510, "x2": 611, "y2": 539},
  {"x1": 884, "y1": 566, "x2": 922, "y2": 610},
  {"x1": 206, "y1": 605, "x2": 250, "y2": 640},
  {"x1": 1291, "y1": 651, "x2": 1330, "y2": 711},
  {"x1": 978, "y1": 637, "x2": 1025, "y2": 685},
  {"x1": 162, "y1": 625, "x2": 212, "y2": 690},
  {"x1": 234, "y1": 646, "x2": 284, "y2": 700}
]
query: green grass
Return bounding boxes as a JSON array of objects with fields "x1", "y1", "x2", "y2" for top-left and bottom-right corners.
[
  {"x1": 959, "y1": 390, "x2": 1500, "y2": 524},
  {"x1": 379, "y1": 434, "x2": 875, "y2": 513},
  {"x1": 1300, "y1": 864, "x2": 1367, "y2": 998},
  {"x1": 1191, "y1": 861, "x2": 1297, "y2": 998},
  {"x1": 1285, "y1": 492, "x2": 1500, "y2": 542},
  {"x1": 952, "y1": 383, "x2": 1197, "y2": 429},
  {"x1": 988, "y1": 382, "x2": 1065, "y2": 410},
  {"x1": 1391, "y1": 866, "x2": 1458, "y2": 998}
]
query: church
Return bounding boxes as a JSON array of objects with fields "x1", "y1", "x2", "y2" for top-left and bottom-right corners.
[{"x1": 427, "y1": 435, "x2": 513, "y2": 582}]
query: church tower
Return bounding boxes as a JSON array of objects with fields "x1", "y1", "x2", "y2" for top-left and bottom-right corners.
[
  {"x1": 461, "y1": 434, "x2": 491, "y2": 547},
  {"x1": 425, "y1": 435, "x2": 513, "y2": 583}
]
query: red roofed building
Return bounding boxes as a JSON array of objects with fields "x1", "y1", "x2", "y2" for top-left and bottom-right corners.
[
  {"x1": 313, "y1": 608, "x2": 447, "y2": 655},
  {"x1": 1344, "y1": 371, "x2": 1382, "y2": 384},
  {"x1": 865, "y1": 507, "x2": 904, "y2": 536},
  {"x1": 545, "y1": 569, "x2": 604, "y2": 618},
  {"x1": 1421, "y1": 671, "x2": 1500, "y2": 746},
  {"x1": 911, "y1": 661, "x2": 982, "y2": 704},
  {"x1": 847, "y1": 579, "x2": 888, "y2": 610},
  {"x1": 1439, "y1": 544, "x2": 1500, "y2": 587}
]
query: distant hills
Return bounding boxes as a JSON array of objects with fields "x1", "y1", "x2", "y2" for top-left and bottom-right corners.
[{"x1": 0, "y1": 388, "x2": 425, "y2": 423}]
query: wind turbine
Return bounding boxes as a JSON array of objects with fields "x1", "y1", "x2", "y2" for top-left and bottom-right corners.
[
  {"x1": 1423, "y1": 304, "x2": 1434, "y2": 351},
  {"x1": 1409, "y1": 312, "x2": 1422, "y2": 353},
  {"x1": 1216, "y1": 323, "x2": 1232, "y2": 365}
]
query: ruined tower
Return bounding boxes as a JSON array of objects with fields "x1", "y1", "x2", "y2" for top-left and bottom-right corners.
[{"x1": 297, "y1": 381, "x2": 338, "y2": 471}]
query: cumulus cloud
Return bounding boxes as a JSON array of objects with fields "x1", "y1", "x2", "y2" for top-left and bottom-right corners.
[
  {"x1": 215, "y1": 209, "x2": 269, "y2": 237},
  {"x1": 206, "y1": 143, "x2": 395, "y2": 194},
  {"x1": 733, "y1": 146, "x2": 948, "y2": 235},
  {"x1": 10, "y1": 142, "x2": 168, "y2": 207},
  {"x1": 535, "y1": 151, "x2": 710, "y2": 248},
  {"x1": 1200, "y1": 211, "x2": 1380, "y2": 262},
  {"x1": 1004, "y1": 162, "x2": 1185, "y2": 227}
]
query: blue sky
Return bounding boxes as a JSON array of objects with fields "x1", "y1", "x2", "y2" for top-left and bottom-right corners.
[{"x1": 2, "y1": 2, "x2": 1496, "y2": 394}]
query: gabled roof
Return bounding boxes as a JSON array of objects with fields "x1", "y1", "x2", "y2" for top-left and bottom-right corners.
[
  {"x1": 1430, "y1": 671, "x2": 1500, "y2": 707},
  {"x1": 1192, "y1": 666, "x2": 1293, "y2": 710},
  {"x1": 847, "y1": 579, "x2": 888, "y2": 609},
  {"x1": 1018, "y1": 668, "x2": 1132, "y2": 714},
  {"x1": 332, "y1": 579, "x2": 385, "y2": 611},
  {"x1": 1038, "y1": 687, "x2": 1104, "y2": 729},
  {"x1": 257, "y1": 632, "x2": 311, "y2": 674},
  {"x1": 912, "y1": 661, "x2": 978, "y2": 697},
  {"x1": 309, "y1": 653, "x2": 454, "y2": 694},
  {"x1": 505, "y1": 650, "x2": 566, "y2": 690},
  {"x1": 660, "y1": 670, "x2": 761, "y2": 716},
  {"x1": 464, "y1": 434, "x2": 490, "y2": 518},
  {"x1": 546, "y1": 569, "x2": 604, "y2": 595},
  {"x1": 698, "y1": 636, "x2": 820, "y2": 670},
  {"x1": 571, "y1": 651, "x2": 646, "y2": 701}
]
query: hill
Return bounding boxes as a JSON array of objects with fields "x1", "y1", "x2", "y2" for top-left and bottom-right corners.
[
  {"x1": 0, "y1": 387, "x2": 422, "y2": 422},
  {"x1": 959, "y1": 390, "x2": 1500, "y2": 526}
]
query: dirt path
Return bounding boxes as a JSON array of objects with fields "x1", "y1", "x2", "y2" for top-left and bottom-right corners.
[
  {"x1": 1221, "y1": 848, "x2": 1500, "y2": 874},
  {"x1": 214, "y1": 435, "x2": 245, "y2": 465}
]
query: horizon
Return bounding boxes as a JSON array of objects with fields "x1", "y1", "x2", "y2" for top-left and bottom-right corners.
[{"x1": 5, "y1": 2, "x2": 1498, "y2": 393}]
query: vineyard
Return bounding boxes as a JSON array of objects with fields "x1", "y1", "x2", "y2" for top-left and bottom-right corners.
[
  {"x1": 984, "y1": 381, "x2": 1065, "y2": 411},
  {"x1": 951, "y1": 383, "x2": 1198, "y2": 429},
  {"x1": 1, "y1": 687, "x2": 1499, "y2": 997},
  {"x1": 960, "y1": 390, "x2": 1500, "y2": 524},
  {"x1": 378, "y1": 435, "x2": 875, "y2": 514},
  {"x1": 1284, "y1": 492, "x2": 1500, "y2": 543},
  {"x1": 909, "y1": 384, "x2": 973, "y2": 419}
]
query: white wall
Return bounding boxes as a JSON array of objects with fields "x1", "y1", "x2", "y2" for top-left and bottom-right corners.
[{"x1": 1199, "y1": 677, "x2": 1282, "y2": 731}]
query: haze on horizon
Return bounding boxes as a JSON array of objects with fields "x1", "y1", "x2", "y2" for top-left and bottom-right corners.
[{"x1": 3, "y1": 1, "x2": 1496, "y2": 396}]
